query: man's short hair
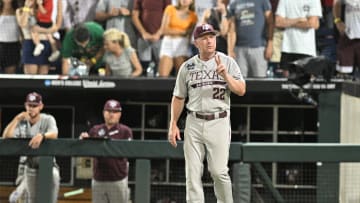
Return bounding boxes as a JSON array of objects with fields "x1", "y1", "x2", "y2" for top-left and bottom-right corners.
[{"x1": 73, "y1": 24, "x2": 90, "y2": 43}]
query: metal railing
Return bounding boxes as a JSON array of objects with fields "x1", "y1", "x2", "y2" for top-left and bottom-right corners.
[{"x1": 1, "y1": 139, "x2": 359, "y2": 203}]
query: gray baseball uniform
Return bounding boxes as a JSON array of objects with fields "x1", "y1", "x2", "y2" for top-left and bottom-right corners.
[
  {"x1": 13, "y1": 113, "x2": 60, "y2": 203},
  {"x1": 173, "y1": 51, "x2": 244, "y2": 203}
]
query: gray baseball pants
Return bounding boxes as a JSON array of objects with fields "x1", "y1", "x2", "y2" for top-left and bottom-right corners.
[
  {"x1": 24, "y1": 166, "x2": 60, "y2": 203},
  {"x1": 92, "y1": 177, "x2": 129, "y2": 203},
  {"x1": 184, "y1": 112, "x2": 233, "y2": 203}
]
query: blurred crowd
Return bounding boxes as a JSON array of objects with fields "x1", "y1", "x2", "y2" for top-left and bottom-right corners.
[{"x1": 0, "y1": 0, "x2": 358, "y2": 79}]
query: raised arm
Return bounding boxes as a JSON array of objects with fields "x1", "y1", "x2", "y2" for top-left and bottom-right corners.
[
  {"x1": 32, "y1": 0, "x2": 63, "y2": 33},
  {"x1": 219, "y1": 15, "x2": 229, "y2": 37},
  {"x1": 36, "y1": 0, "x2": 47, "y2": 14},
  {"x1": 2, "y1": 112, "x2": 28, "y2": 138},
  {"x1": 16, "y1": 8, "x2": 31, "y2": 28},
  {"x1": 215, "y1": 55, "x2": 246, "y2": 96},
  {"x1": 218, "y1": 3, "x2": 229, "y2": 37}
]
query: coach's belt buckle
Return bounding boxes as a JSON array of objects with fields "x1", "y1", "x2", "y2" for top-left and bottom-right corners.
[{"x1": 195, "y1": 111, "x2": 227, "y2": 121}]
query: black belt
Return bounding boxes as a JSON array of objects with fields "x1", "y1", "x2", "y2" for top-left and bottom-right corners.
[{"x1": 191, "y1": 111, "x2": 227, "y2": 121}]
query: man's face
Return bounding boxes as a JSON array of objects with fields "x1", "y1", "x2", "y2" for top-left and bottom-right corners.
[
  {"x1": 194, "y1": 34, "x2": 217, "y2": 54},
  {"x1": 103, "y1": 110, "x2": 121, "y2": 126},
  {"x1": 25, "y1": 103, "x2": 43, "y2": 118}
]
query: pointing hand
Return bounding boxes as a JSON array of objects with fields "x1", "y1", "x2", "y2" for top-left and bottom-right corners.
[{"x1": 215, "y1": 55, "x2": 226, "y2": 78}]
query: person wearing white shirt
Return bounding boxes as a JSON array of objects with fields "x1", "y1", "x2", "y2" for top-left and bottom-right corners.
[
  {"x1": 333, "y1": 0, "x2": 360, "y2": 75},
  {"x1": 275, "y1": 0, "x2": 322, "y2": 76}
]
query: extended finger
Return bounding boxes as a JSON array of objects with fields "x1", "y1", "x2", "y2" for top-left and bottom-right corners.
[{"x1": 215, "y1": 55, "x2": 221, "y2": 66}]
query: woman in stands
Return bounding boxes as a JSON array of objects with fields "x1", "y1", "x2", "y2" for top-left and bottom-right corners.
[
  {"x1": 16, "y1": 0, "x2": 62, "y2": 74},
  {"x1": 0, "y1": 0, "x2": 21, "y2": 74},
  {"x1": 103, "y1": 28, "x2": 143, "y2": 77},
  {"x1": 158, "y1": 0, "x2": 197, "y2": 77},
  {"x1": 200, "y1": 0, "x2": 229, "y2": 54}
]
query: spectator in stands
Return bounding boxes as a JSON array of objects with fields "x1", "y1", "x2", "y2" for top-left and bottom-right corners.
[
  {"x1": 16, "y1": 0, "x2": 62, "y2": 74},
  {"x1": 194, "y1": 0, "x2": 216, "y2": 22},
  {"x1": 228, "y1": 0, "x2": 274, "y2": 78},
  {"x1": 61, "y1": 21, "x2": 105, "y2": 75},
  {"x1": 103, "y1": 28, "x2": 143, "y2": 77},
  {"x1": 323, "y1": 0, "x2": 334, "y2": 29},
  {"x1": 2, "y1": 92, "x2": 60, "y2": 203},
  {"x1": 132, "y1": 0, "x2": 172, "y2": 74},
  {"x1": 269, "y1": 0, "x2": 283, "y2": 77},
  {"x1": 95, "y1": 0, "x2": 137, "y2": 48},
  {"x1": 189, "y1": 0, "x2": 216, "y2": 55},
  {"x1": 200, "y1": 0, "x2": 229, "y2": 54},
  {"x1": 316, "y1": 0, "x2": 336, "y2": 63},
  {"x1": 62, "y1": 0, "x2": 98, "y2": 31},
  {"x1": 80, "y1": 99, "x2": 133, "y2": 203},
  {"x1": 158, "y1": 0, "x2": 197, "y2": 77},
  {"x1": 333, "y1": 0, "x2": 360, "y2": 78},
  {"x1": 30, "y1": 0, "x2": 60, "y2": 62},
  {"x1": 275, "y1": 0, "x2": 322, "y2": 77},
  {"x1": 0, "y1": 0, "x2": 21, "y2": 74}
]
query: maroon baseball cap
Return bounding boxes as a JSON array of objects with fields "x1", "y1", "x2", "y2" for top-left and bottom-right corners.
[
  {"x1": 193, "y1": 24, "x2": 218, "y2": 39},
  {"x1": 25, "y1": 92, "x2": 43, "y2": 105},
  {"x1": 103, "y1": 99, "x2": 122, "y2": 112}
]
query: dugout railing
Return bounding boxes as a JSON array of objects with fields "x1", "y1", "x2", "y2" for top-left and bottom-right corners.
[
  {"x1": 1, "y1": 139, "x2": 359, "y2": 203},
  {"x1": 1, "y1": 79, "x2": 357, "y2": 202}
]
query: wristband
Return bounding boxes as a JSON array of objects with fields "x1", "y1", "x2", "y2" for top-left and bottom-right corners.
[
  {"x1": 334, "y1": 17, "x2": 342, "y2": 24},
  {"x1": 42, "y1": 133, "x2": 46, "y2": 141},
  {"x1": 23, "y1": 7, "x2": 31, "y2": 12},
  {"x1": 91, "y1": 57, "x2": 97, "y2": 65}
]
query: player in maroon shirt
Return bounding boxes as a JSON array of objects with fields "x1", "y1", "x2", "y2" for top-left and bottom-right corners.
[{"x1": 80, "y1": 99, "x2": 132, "y2": 203}]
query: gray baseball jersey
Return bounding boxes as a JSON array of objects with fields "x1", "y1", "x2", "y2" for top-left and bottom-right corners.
[
  {"x1": 12, "y1": 113, "x2": 60, "y2": 203},
  {"x1": 13, "y1": 113, "x2": 58, "y2": 138},
  {"x1": 173, "y1": 52, "x2": 244, "y2": 112},
  {"x1": 13, "y1": 113, "x2": 58, "y2": 168}
]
